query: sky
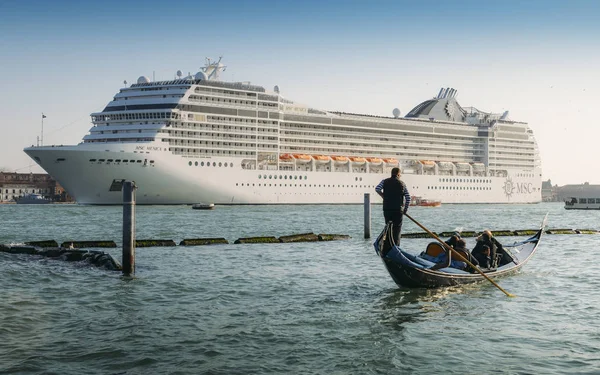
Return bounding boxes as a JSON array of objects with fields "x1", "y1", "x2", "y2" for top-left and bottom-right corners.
[{"x1": 1, "y1": 0, "x2": 599, "y2": 186}]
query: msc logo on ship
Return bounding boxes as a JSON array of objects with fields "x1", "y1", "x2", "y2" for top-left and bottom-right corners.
[{"x1": 503, "y1": 176, "x2": 534, "y2": 198}]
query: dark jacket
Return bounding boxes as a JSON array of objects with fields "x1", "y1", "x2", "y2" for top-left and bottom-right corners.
[
  {"x1": 381, "y1": 177, "x2": 406, "y2": 211},
  {"x1": 473, "y1": 252, "x2": 492, "y2": 269}
]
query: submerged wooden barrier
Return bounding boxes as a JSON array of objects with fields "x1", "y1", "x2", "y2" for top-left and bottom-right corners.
[
  {"x1": 0, "y1": 244, "x2": 122, "y2": 271},
  {"x1": 234, "y1": 236, "x2": 280, "y2": 244},
  {"x1": 179, "y1": 238, "x2": 229, "y2": 246},
  {"x1": 404, "y1": 228, "x2": 599, "y2": 239},
  {"x1": 60, "y1": 240, "x2": 117, "y2": 248},
  {"x1": 135, "y1": 239, "x2": 177, "y2": 247},
  {"x1": 279, "y1": 233, "x2": 319, "y2": 243},
  {"x1": 318, "y1": 234, "x2": 351, "y2": 241},
  {"x1": 25, "y1": 240, "x2": 59, "y2": 248},
  {"x1": 234, "y1": 232, "x2": 351, "y2": 244}
]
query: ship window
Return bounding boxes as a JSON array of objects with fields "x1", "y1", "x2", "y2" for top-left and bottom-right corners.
[
  {"x1": 195, "y1": 162, "x2": 198, "y2": 166},
  {"x1": 130, "y1": 160, "x2": 136, "y2": 163},
  {"x1": 189, "y1": 161, "x2": 192, "y2": 166},
  {"x1": 258, "y1": 175, "x2": 261, "y2": 179},
  {"x1": 284, "y1": 175, "x2": 287, "y2": 180},
  {"x1": 89, "y1": 159, "x2": 96, "y2": 162},
  {"x1": 580, "y1": 198, "x2": 587, "y2": 204},
  {"x1": 137, "y1": 160, "x2": 142, "y2": 163},
  {"x1": 150, "y1": 160, "x2": 154, "y2": 163},
  {"x1": 219, "y1": 162, "x2": 222, "y2": 167},
  {"x1": 230, "y1": 163, "x2": 233, "y2": 167},
  {"x1": 99, "y1": 159, "x2": 105, "y2": 162},
  {"x1": 201, "y1": 162, "x2": 204, "y2": 166},
  {"x1": 115, "y1": 159, "x2": 121, "y2": 162},
  {"x1": 107, "y1": 159, "x2": 113, "y2": 162},
  {"x1": 212, "y1": 162, "x2": 216, "y2": 167}
]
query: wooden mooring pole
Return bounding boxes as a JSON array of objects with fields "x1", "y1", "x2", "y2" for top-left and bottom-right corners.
[
  {"x1": 122, "y1": 181, "x2": 136, "y2": 275},
  {"x1": 364, "y1": 193, "x2": 371, "y2": 239}
]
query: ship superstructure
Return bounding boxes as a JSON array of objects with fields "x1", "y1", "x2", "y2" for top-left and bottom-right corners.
[{"x1": 24, "y1": 58, "x2": 542, "y2": 204}]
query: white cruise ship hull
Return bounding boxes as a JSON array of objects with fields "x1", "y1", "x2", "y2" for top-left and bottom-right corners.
[{"x1": 24, "y1": 143, "x2": 541, "y2": 205}]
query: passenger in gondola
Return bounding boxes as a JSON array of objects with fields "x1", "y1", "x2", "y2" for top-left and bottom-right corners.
[
  {"x1": 423, "y1": 236, "x2": 473, "y2": 270},
  {"x1": 472, "y1": 230, "x2": 512, "y2": 267},
  {"x1": 473, "y1": 244, "x2": 492, "y2": 269}
]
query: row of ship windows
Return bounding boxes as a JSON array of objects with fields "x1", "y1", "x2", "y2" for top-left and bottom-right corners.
[
  {"x1": 189, "y1": 161, "x2": 234, "y2": 167},
  {"x1": 237, "y1": 183, "x2": 375, "y2": 188},
  {"x1": 429, "y1": 186, "x2": 491, "y2": 191},
  {"x1": 440, "y1": 178, "x2": 491, "y2": 183},
  {"x1": 188, "y1": 95, "x2": 277, "y2": 108},
  {"x1": 93, "y1": 112, "x2": 179, "y2": 122},
  {"x1": 89, "y1": 159, "x2": 155, "y2": 164}
]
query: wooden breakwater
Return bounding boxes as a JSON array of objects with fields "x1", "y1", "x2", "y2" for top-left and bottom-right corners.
[
  {"x1": 0, "y1": 244, "x2": 121, "y2": 271},
  {"x1": 403, "y1": 228, "x2": 599, "y2": 239},
  {"x1": 1, "y1": 232, "x2": 350, "y2": 272}
]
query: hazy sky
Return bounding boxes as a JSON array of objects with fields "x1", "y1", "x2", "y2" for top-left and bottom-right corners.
[{"x1": 1, "y1": 0, "x2": 598, "y2": 186}]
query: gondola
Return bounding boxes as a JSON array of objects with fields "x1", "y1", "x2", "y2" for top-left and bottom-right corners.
[{"x1": 373, "y1": 216, "x2": 546, "y2": 289}]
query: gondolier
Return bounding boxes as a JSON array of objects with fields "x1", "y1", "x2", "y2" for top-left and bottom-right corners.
[{"x1": 375, "y1": 167, "x2": 411, "y2": 245}]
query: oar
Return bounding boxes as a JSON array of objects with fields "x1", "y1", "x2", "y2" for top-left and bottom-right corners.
[{"x1": 404, "y1": 212, "x2": 516, "y2": 298}]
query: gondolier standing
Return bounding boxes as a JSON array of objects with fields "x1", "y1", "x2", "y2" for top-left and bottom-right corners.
[{"x1": 375, "y1": 167, "x2": 411, "y2": 245}]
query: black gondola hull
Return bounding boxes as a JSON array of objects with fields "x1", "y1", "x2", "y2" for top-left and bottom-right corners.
[{"x1": 374, "y1": 221, "x2": 544, "y2": 289}]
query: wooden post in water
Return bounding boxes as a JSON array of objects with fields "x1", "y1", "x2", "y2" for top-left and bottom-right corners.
[
  {"x1": 364, "y1": 193, "x2": 371, "y2": 239},
  {"x1": 122, "y1": 181, "x2": 136, "y2": 275}
]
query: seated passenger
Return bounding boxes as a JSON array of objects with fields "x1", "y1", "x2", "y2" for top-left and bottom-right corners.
[
  {"x1": 422, "y1": 236, "x2": 472, "y2": 270},
  {"x1": 472, "y1": 230, "x2": 513, "y2": 267},
  {"x1": 473, "y1": 244, "x2": 492, "y2": 269}
]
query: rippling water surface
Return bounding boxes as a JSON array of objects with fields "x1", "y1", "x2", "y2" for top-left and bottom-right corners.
[{"x1": 1, "y1": 202, "x2": 599, "y2": 374}]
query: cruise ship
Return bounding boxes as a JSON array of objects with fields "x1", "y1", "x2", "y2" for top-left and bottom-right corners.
[{"x1": 24, "y1": 58, "x2": 542, "y2": 205}]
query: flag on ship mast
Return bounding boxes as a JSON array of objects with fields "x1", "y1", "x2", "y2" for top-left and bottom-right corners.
[{"x1": 42, "y1": 113, "x2": 47, "y2": 118}]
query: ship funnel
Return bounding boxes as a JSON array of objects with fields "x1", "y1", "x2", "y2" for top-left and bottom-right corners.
[
  {"x1": 500, "y1": 110, "x2": 509, "y2": 120},
  {"x1": 437, "y1": 88, "x2": 444, "y2": 99}
]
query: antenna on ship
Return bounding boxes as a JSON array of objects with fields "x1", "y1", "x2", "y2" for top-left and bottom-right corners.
[
  {"x1": 176, "y1": 70, "x2": 182, "y2": 79},
  {"x1": 40, "y1": 113, "x2": 46, "y2": 146},
  {"x1": 204, "y1": 56, "x2": 226, "y2": 81},
  {"x1": 392, "y1": 108, "x2": 401, "y2": 118}
]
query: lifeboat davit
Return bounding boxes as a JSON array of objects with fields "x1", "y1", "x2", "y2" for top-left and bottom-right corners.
[
  {"x1": 472, "y1": 162, "x2": 485, "y2": 171},
  {"x1": 279, "y1": 153, "x2": 294, "y2": 162},
  {"x1": 312, "y1": 155, "x2": 331, "y2": 164},
  {"x1": 455, "y1": 162, "x2": 470, "y2": 171},
  {"x1": 350, "y1": 156, "x2": 367, "y2": 165},
  {"x1": 331, "y1": 156, "x2": 349, "y2": 164},
  {"x1": 383, "y1": 158, "x2": 399, "y2": 166},
  {"x1": 366, "y1": 157, "x2": 383, "y2": 166},
  {"x1": 437, "y1": 161, "x2": 454, "y2": 170}
]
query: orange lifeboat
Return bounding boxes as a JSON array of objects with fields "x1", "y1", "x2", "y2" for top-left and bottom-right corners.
[
  {"x1": 331, "y1": 156, "x2": 349, "y2": 164},
  {"x1": 420, "y1": 160, "x2": 435, "y2": 169},
  {"x1": 383, "y1": 158, "x2": 399, "y2": 166},
  {"x1": 366, "y1": 157, "x2": 383, "y2": 165},
  {"x1": 350, "y1": 156, "x2": 366, "y2": 165},
  {"x1": 292, "y1": 154, "x2": 312, "y2": 164},
  {"x1": 279, "y1": 153, "x2": 294, "y2": 162},
  {"x1": 312, "y1": 155, "x2": 331, "y2": 164}
]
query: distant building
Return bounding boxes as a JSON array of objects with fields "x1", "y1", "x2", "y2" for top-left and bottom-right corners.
[
  {"x1": 556, "y1": 182, "x2": 600, "y2": 202},
  {"x1": 0, "y1": 172, "x2": 73, "y2": 202},
  {"x1": 541, "y1": 179, "x2": 557, "y2": 202}
]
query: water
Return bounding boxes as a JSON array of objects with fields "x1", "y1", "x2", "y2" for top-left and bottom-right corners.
[{"x1": 1, "y1": 202, "x2": 599, "y2": 374}]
